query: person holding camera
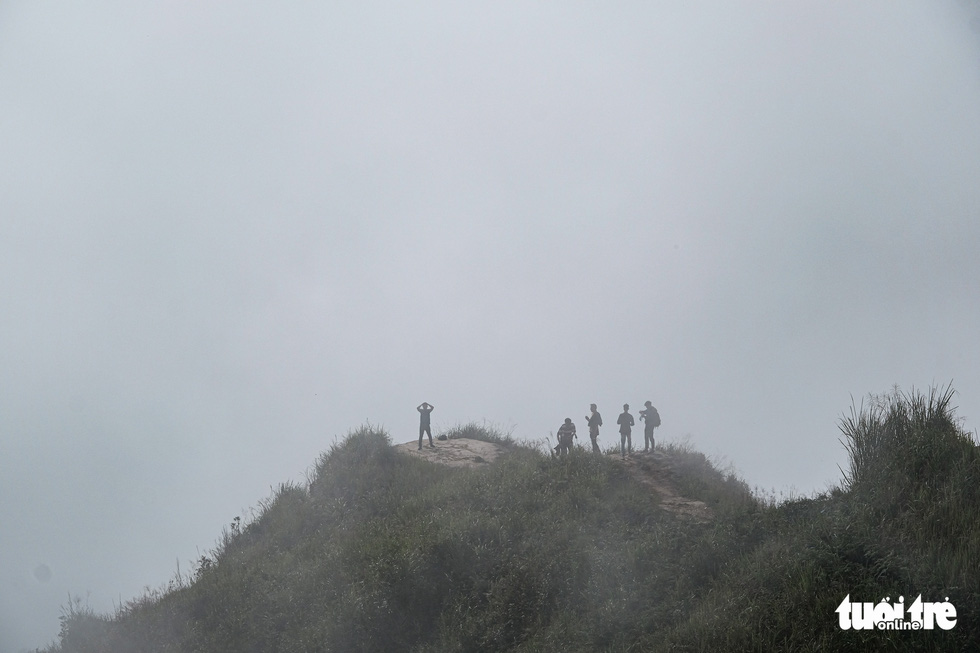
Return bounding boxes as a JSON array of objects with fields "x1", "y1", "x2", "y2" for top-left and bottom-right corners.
[
  {"x1": 639, "y1": 400, "x2": 661, "y2": 452},
  {"x1": 586, "y1": 403, "x2": 602, "y2": 453}
]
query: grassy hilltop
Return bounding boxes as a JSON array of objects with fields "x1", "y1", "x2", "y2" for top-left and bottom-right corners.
[{"x1": 48, "y1": 387, "x2": 980, "y2": 652}]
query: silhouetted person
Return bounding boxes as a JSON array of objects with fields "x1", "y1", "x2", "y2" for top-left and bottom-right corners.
[
  {"x1": 586, "y1": 403, "x2": 602, "y2": 453},
  {"x1": 639, "y1": 400, "x2": 661, "y2": 452},
  {"x1": 417, "y1": 402, "x2": 435, "y2": 450},
  {"x1": 556, "y1": 417, "x2": 576, "y2": 456},
  {"x1": 617, "y1": 403, "x2": 634, "y2": 458}
]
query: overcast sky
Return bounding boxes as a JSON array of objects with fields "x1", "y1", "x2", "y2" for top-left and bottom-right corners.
[{"x1": 2, "y1": 2, "x2": 980, "y2": 650}]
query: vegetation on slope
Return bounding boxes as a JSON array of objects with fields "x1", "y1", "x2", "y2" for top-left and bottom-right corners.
[{"x1": 48, "y1": 387, "x2": 980, "y2": 652}]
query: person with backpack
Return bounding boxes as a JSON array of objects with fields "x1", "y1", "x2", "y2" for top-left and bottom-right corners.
[
  {"x1": 585, "y1": 403, "x2": 602, "y2": 453},
  {"x1": 639, "y1": 400, "x2": 661, "y2": 452},
  {"x1": 617, "y1": 404, "x2": 634, "y2": 458}
]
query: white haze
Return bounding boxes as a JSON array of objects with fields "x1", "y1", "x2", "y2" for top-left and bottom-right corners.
[{"x1": 2, "y1": 2, "x2": 980, "y2": 650}]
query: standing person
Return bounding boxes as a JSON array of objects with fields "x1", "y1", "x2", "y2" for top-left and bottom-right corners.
[
  {"x1": 586, "y1": 403, "x2": 602, "y2": 453},
  {"x1": 556, "y1": 418, "x2": 577, "y2": 456},
  {"x1": 417, "y1": 402, "x2": 435, "y2": 450},
  {"x1": 617, "y1": 403, "x2": 634, "y2": 458},
  {"x1": 639, "y1": 400, "x2": 661, "y2": 452}
]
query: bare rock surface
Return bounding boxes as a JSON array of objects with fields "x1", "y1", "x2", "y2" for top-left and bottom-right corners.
[{"x1": 394, "y1": 437, "x2": 507, "y2": 468}]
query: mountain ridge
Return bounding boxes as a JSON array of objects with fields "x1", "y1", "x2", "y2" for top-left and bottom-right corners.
[{"x1": 45, "y1": 388, "x2": 980, "y2": 652}]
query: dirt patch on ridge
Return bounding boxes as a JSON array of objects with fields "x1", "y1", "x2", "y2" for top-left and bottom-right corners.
[
  {"x1": 394, "y1": 437, "x2": 507, "y2": 468},
  {"x1": 394, "y1": 438, "x2": 711, "y2": 520},
  {"x1": 613, "y1": 449, "x2": 713, "y2": 521}
]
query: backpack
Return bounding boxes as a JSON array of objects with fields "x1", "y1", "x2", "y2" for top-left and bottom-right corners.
[{"x1": 649, "y1": 408, "x2": 661, "y2": 427}]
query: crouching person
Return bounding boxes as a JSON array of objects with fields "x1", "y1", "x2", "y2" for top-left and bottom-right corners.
[{"x1": 556, "y1": 418, "x2": 577, "y2": 456}]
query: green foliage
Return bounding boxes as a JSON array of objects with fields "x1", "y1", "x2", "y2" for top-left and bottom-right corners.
[
  {"x1": 839, "y1": 385, "x2": 980, "y2": 552},
  {"x1": 45, "y1": 390, "x2": 980, "y2": 652},
  {"x1": 657, "y1": 439, "x2": 758, "y2": 519},
  {"x1": 56, "y1": 596, "x2": 110, "y2": 653},
  {"x1": 439, "y1": 421, "x2": 515, "y2": 447}
]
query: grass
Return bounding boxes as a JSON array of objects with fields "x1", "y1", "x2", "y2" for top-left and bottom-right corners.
[
  {"x1": 439, "y1": 421, "x2": 517, "y2": 447},
  {"x1": 45, "y1": 387, "x2": 980, "y2": 652}
]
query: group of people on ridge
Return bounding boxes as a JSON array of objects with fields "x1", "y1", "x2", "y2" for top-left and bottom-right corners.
[
  {"x1": 417, "y1": 399, "x2": 662, "y2": 460},
  {"x1": 556, "y1": 401, "x2": 660, "y2": 459}
]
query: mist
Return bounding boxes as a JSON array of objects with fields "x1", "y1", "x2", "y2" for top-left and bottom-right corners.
[{"x1": 2, "y1": 2, "x2": 980, "y2": 650}]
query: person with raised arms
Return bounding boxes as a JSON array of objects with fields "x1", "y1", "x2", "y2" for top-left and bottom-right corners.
[{"x1": 417, "y1": 402, "x2": 435, "y2": 450}]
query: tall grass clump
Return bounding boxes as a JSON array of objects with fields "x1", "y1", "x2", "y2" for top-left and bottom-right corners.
[
  {"x1": 308, "y1": 425, "x2": 402, "y2": 513},
  {"x1": 839, "y1": 385, "x2": 980, "y2": 553},
  {"x1": 439, "y1": 421, "x2": 515, "y2": 447},
  {"x1": 836, "y1": 385, "x2": 980, "y2": 639}
]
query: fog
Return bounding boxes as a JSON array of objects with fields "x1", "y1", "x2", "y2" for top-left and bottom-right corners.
[{"x1": 2, "y1": 2, "x2": 980, "y2": 650}]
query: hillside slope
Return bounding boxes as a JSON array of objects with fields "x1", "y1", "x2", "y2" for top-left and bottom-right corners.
[
  {"x1": 394, "y1": 436, "x2": 711, "y2": 520},
  {"x1": 48, "y1": 388, "x2": 980, "y2": 652}
]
